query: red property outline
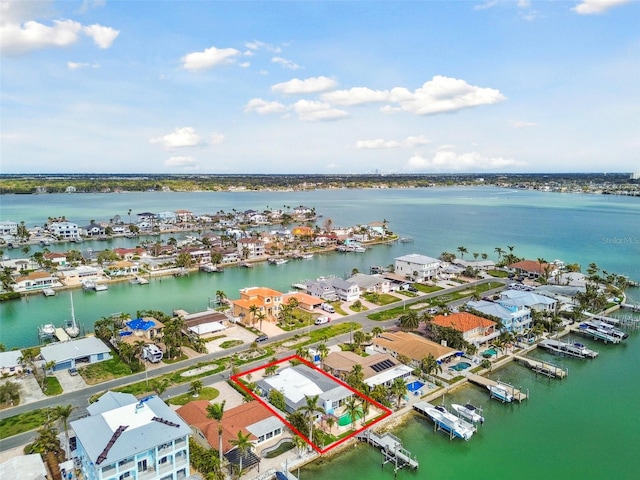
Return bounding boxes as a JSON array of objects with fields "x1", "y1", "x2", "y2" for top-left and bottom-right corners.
[{"x1": 230, "y1": 355, "x2": 393, "y2": 454}]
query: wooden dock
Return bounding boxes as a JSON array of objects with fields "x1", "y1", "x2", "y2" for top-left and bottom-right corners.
[
  {"x1": 468, "y1": 375, "x2": 528, "y2": 402},
  {"x1": 514, "y1": 355, "x2": 567, "y2": 379},
  {"x1": 357, "y1": 429, "x2": 419, "y2": 471}
]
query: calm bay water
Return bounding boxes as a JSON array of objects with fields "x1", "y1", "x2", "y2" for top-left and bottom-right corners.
[{"x1": 1, "y1": 187, "x2": 640, "y2": 478}]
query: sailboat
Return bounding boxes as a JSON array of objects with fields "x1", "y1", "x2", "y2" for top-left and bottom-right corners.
[{"x1": 64, "y1": 292, "x2": 80, "y2": 338}]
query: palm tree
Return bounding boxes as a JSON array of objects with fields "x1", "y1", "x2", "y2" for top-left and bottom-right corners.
[
  {"x1": 456, "y1": 245, "x2": 467, "y2": 259},
  {"x1": 228, "y1": 430, "x2": 253, "y2": 477},
  {"x1": 216, "y1": 289, "x2": 227, "y2": 306},
  {"x1": 55, "y1": 404, "x2": 75, "y2": 459},
  {"x1": 346, "y1": 364, "x2": 364, "y2": 387},
  {"x1": 399, "y1": 310, "x2": 420, "y2": 331},
  {"x1": 420, "y1": 353, "x2": 442, "y2": 378},
  {"x1": 189, "y1": 380, "x2": 203, "y2": 397},
  {"x1": 206, "y1": 401, "x2": 226, "y2": 465},
  {"x1": 152, "y1": 378, "x2": 170, "y2": 395},
  {"x1": 343, "y1": 396, "x2": 362, "y2": 431},
  {"x1": 298, "y1": 394, "x2": 325, "y2": 446},
  {"x1": 371, "y1": 326, "x2": 383, "y2": 338},
  {"x1": 494, "y1": 247, "x2": 505, "y2": 261},
  {"x1": 317, "y1": 343, "x2": 329, "y2": 368},
  {"x1": 390, "y1": 376, "x2": 408, "y2": 409},
  {"x1": 256, "y1": 311, "x2": 267, "y2": 331},
  {"x1": 248, "y1": 304, "x2": 259, "y2": 327}
]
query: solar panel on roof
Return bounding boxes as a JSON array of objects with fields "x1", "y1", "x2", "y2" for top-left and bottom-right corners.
[{"x1": 370, "y1": 359, "x2": 395, "y2": 372}]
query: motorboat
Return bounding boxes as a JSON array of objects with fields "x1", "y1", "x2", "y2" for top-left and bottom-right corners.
[
  {"x1": 425, "y1": 405, "x2": 475, "y2": 440},
  {"x1": 580, "y1": 320, "x2": 628, "y2": 340},
  {"x1": 268, "y1": 257, "x2": 288, "y2": 265},
  {"x1": 451, "y1": 403, "x2": 485, "y2": 424},
  {"x1": 40, "y1": 324, "x2": 56, "y2": 336},
  {"x1": 488, "y1": 384, "x2": 514, "y2": 403}
]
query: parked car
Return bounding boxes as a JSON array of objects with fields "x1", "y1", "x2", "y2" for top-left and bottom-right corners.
[
  {"x1": 408, "y1": 286, "x2": 418, "y2": 292},
  {"x1": 426, "y1": 307, "x2": 439, "y2": 315},
  {"x1": 255, "y1": 334, "x2": 269, "y2": 343},
  {"x1": 68, "y1": 367, "x2": 78, "y2": 376},
  {"x1": 314, "y1": 316, "x2": 331, "y2": 325},
  {"x1": 321, "y1": 303, "x2": 336, "y2": 313}
]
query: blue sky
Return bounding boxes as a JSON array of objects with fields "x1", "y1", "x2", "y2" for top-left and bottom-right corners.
[{"x1": 1, "y1": 0, "x2": 638, "y2": 174}]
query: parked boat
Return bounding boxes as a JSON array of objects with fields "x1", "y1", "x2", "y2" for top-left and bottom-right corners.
[
  {"x1": 200, "y1": 263, "x2": 222, "y2": 273},
  {"x1": 539, "y1": 338, "x2": 598, "y2": 358},
  {"x1": 40, "y1": 324, "x2": 55, "y2": 336},
  {"x1": 240, "y1": 262, "x2": 253, "y2": 268},
  {"x1": 268, "y1": 258, "x2": 288, "y2": 265},
  {"x1": 488, "y1": 384, "x2": 514, "y2": 403},
  {"x1": 42, "y1": 288, "x2": 56, "y2": 297},
  {"x1": 64, "y1": 292, "x2": 80, "y2": 338},
  {"x1": 95, "y1": 283, "x2": 108, "y2": 291},
  {"x1": 425, "y1": 405, "x2": 476, "y2": 440},
  {"x1": 580, "y1": 320, "x2": 628, "y2": 341},
  {"x1": 451, "y1": 403, "x2": 485, "y2": 425},
  {"x1": 82, "y1": 279, "x2": 96, "y2": 290}
]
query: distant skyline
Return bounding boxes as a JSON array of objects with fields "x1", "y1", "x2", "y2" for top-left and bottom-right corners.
[{"x1": 1, "y1": 0, "x2": 638, "y2": 174}]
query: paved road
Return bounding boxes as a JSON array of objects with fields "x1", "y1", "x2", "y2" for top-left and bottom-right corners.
[{"x1": 0, "y1": 277, "x2": 507, "y2": 452}]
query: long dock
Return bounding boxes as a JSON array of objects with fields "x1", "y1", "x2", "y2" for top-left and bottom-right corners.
[
  {"x1": 357, "y1": 429, "x2": 419, "y2": 471},
  {"x1": 514, "y1": 355, "x2": 567, "y2": 379},
  {"x1": 468, "y1": 375, "x2": 528, "y2": 402}
]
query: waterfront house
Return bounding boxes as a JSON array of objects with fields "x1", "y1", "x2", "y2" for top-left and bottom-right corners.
[
  {"x1": 452, "y1": 258, "x2": 496, "y2": 271},
  {"x1": 237, "y1": 237, "x2": 266, "y2": 259},
  {"x1": 313, "y1": 233, "x2": 338, "y2": 247},
  {"x1": 508, "y1": 259, "x2": 557, "y2": 280},
  {"x1": 57, "y1": 265, "x2": 104, "y2": 287},
  {"x1": 178, "y1": 310, "x2": 232, "y2": 336},
  {"x1": 182, "y1": 247, "x2": 211, "y2": 265},
  {"x1": 323, "y1": 351, "x2": 412, "y2": 388},
  {"x1": 256, "y1": 364, "x2": 353, "y2": 416},
  {"x1": 121, "y1": 317, "x2": 165, "y2": 343},
  {"x1": 0, "y1": 220, "x2": 18, "y2": 238},
  {"x1": 13, "y1": 271, "x2": 60, "y2": 292},
  {"x1": 499, "y1": 290, "x2": 557, "y2": 313},
  {"x1": 82, "y1": 222, "x2": 105, "y2": 237},
  {"x1": 71, "y1": 391, "x2": 191, "y2": 480},
  {"x1": 305, "y1": 278, "x2": 338, "y2": 301},
  {"x1": 215, "y1": 247, "x2": 240, "y2": 264},
  {"x1": 40, "y1": 337, "x2": 112, "y2": 372},
  {"x1": 136, "y1": 212, "x2": 157, "y2": 223},
  {"x1": 466, "y1": 299, "x2": 532, "y2": 334},
  {"x1": 177, "y1": 400, "x2": 284, "y2": 466},
  {"x1": 431, "y1": 312, "x2": 498, "y2": 345},
  {"x1": 47, "y1": 221, "x2": 79, "y2": 240},
  {"x1": 0, "y1": 350, "x2": 23, "y2": 376},
  {"x1": 157, "y1": 211, "x2": 177, "y2": 224},
  {"x1": 113, "y1": 247, "x2": 146, "y2": 260},
  {"x1": 231, "y1": 287, "x2": 284, "y2": 326},
  {"x1": 347, "y1": 273, "x2": 391, "y2": 294},
  {"x1": 281, "y1": 292, "x2": 324, "y2": 311},
  {"x1": 292, "y1": 226, "x2": 314, "y2": 237},
  {"x1": 371, "y1": 331, "x2": 459, "y2": 366},
  {"x1": 394, "y1": 254, "x2": 441, "y2": 281},
  {"x1": 331, "y1": 278, "x2": 361, "y2": 302},
  {"x1": 44, "y1": 251, "x2": 68, "y2": 267},
  {"x1": 175, "y1": 209, "x2": 193, "y2": 222},
  {"x1": 107, "y1": 260, "x2": 139, "y2": 276}
]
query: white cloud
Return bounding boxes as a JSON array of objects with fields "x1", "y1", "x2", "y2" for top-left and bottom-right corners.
[
  {"x1": 573, "y1": 0, "x2": 630, "y2": 14},
  {"x1": 356, "y1": 135, "x2": 430, "y2": 149},
  {"x1": 164, "y1": 156, "x2": 199, "y2": 168},
  {"x1": 150, "y1": 127, "x2": 202, "y2": 149},
  {"x1": 210, "y1": 132, "x2": 225, "y2": 144},
  {"x1": 390, "y1": 76, "x2": 505, "y2": 115},
  {"x1": 517, "y1": 0, "x2": 531, "y2": 7},
  {"x1": 271, "y1": 76, "x2": 337, "y2": 95},
  {"x1": 83, "y1": 24, "x2": 120, "y2": 49},
  {"x1": 0, "y1": 19, "x2": 82, "y2": 55},
  {"x1": 244, "y1": 98, "x2": 288, "y2": 115},
  {"x1": 322, "y1": 76, "x2": 504, "y2": 115},
  {"x1": 291, "y1": 100, "x2": 348, "y2": 122},
  {"x1": 406, "y1": 147, "x2": 526, "y2": 171},
  {"x1": 322, "y1": 87, "x2": 390, "y2": 106},
  {"x1": 511, "y1": 120, "x2": 537, "y2": 128},
  {"x1": 67, "y1": 61, "x2": 100, "y2": 70},
  {"x1": 474, "y1": 1, "x2": 498, "y2": 11},
  {"x1": 238, "y1": 61, "x2": 251, "y2": 68},
  {"x1": 245, "y1": 40, "x2": 281, "y2": 53},
  {"x1": 271, "y1": 56, "x2": 301, "y2": 70},
  {"x1": 181, "y1": 46, "x2": 240, "y2": 71}
]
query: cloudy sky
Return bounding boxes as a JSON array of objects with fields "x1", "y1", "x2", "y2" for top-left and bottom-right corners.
[{"x1": 1, "y1": 0, "x2": 638, "y2": 174}]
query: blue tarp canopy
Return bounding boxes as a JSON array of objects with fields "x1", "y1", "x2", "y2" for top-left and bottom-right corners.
[
  {"x1": 456, "y1": 351, "x2": 464, "y2": 356},
  {"x1": 126, "y1": 318, "x2": 155, "y2": 331},
  {"x1": 119, "y1": 331, "x2": 133, "y2": 336}
]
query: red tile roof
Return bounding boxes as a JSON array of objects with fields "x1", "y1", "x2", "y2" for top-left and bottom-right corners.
[{"x1": 431, "y1": 312, "x2": 496, "y2": 332}]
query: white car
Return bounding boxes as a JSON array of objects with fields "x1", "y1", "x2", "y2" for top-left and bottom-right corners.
[{"x1": 314, "y1": 316, "x2": 331, "y2": 325}]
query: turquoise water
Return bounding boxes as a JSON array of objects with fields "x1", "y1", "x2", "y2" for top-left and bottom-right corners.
[
  {"x1": 1, "y1": 187, "x2": 639, "y2": 477},
  {"x1": 482, "y1": 348, "x2": 498, "y2": 357},
  {"x1": 450, "y1": 361, "x2": 471, "y2": 371},
  {"x1": 406, "y1": 381, "x2": 425, "y2": 392}
]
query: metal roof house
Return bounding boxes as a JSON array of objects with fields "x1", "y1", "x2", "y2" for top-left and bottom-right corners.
[
  {"x1": 40, "y1": 337, "x2": 112, "y2": 372},
  {"x1": 71, "y1": 391, "x2": 191, "y2": 480}
]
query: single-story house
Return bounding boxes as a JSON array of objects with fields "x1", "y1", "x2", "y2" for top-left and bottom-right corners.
[
  {"x1": 13, "y1": 271, "x2": 60, "y2": 292},
  {"x1": 0, "y1": 350, "x2": 23, "y2": 376},
  {"x1": 347, "y1": 273, "x2": 391, "y2": 294},
  {"x1": 323, "y1": 351, "x2": 412, "y2": 387},
  {"x1": 256, "y1": 364, "x2": 353, "y2": 416},
  {"x1": 281, "y1": 292, "x2": 324, "y2": 311},
  {"x1": 179, "y1": 310, "x2": 231, "y2": 336},
  {"x1": 120, "y1": 317, "x2": 164, "y2": 343},
  {"x1": 177, "y1": 400, "x2": 284, "y2": 454},
  {"x1": 40, "y1": 337, "x2": 112, "y2": 371},
  {"x1": 371, "y1": 331, "x2": 459, "y2": 366}
]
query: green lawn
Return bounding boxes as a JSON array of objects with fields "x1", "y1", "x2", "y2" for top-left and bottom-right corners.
[
  {"x1": 81, "y1": 357, "x2": 133, "y2": 385},
  {"x1": 0, "y1": 409, "x2": 51, "y2": 439},
  {"x1": 220, "y1": 340, "x2": 243, "y2": 349},
  {"x1": 363, "y1": 293, "x2": 402, "y2": 306},
  {"x1": 167, "y1": 387, "x2": 220, "y2": 406}
]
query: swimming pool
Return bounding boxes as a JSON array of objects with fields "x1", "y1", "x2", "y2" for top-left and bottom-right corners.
[
  {"x1": 406, "y1": 380, "x2": 425, "y2": 392},
  {"x1": 482, "y1": 348, "x2": 497, "y2": 358},
  {"x1": 450, "y1": 361, "x2": 471, "y2": 371},
  {"x1": 338, "y1": 411, "x2": 362, "y2": 427}
]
